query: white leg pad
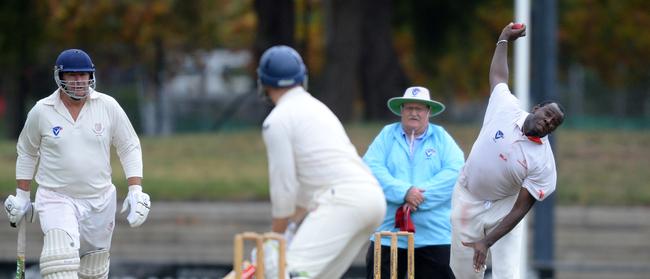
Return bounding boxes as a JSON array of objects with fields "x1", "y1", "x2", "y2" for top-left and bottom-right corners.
[
  {"x1": 40, "y1": 229, "x2": 80, "y2": 279},
  {"x1": 43, "y1": 271, "x2": 79, "y2": 279},
  {"x1": 79, "y1": 250, "x2": 110, "y2": 279}
]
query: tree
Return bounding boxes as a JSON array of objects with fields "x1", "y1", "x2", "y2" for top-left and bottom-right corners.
[
  {"x1": 560, "y1": 0, "x2": 650, "y2": 117},
  {"x1": 253, "y1": 0, "x2": 295, "y2": 60},
  {"x1": 395, "y1": 0, "x2": 502, "y2": 101},
  {"x1": 360, "y1": 0, "x2": 409, "y2": 120},
  {"x1": 319, "y1": 0, "x2": 407, "y2": 122},
  {"x1": 32, "y1": 0, "x2": 256, "y2": 135},
  {"x1": 0, "y1": 0, "x2": 45, "y2": 138}
]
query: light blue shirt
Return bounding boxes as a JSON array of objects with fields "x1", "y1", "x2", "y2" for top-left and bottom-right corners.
[
  {"x1": 363, "y1": 123, "x2": 465, "y2": 248},
  {"x1": 401, "y1": 126, "x2": 427, "y2": 158}
]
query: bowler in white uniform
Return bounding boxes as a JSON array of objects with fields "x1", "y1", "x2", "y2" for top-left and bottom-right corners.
[
  {"x1": 449, "y1": 23, "x2": 565, "y2": 279},
  {"x1": 4, "y1": 49, "x2": 151, "y2": 279},
  {"x1": 257, "y1": 45, "x2": 386, "y2": 279}
]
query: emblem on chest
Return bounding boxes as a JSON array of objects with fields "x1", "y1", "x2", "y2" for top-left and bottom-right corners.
[
  {"x1": 93, "y1": 122, "x2": 104, "y2": 136},
  {"x1": 493, "y1": 130, "x2": 504, "y2": 142},
  {"x1": 52, "y1": 126, "x2": 63, "y2": 137},
  {"x1": 425, "y1": 148, "x2": 436, "y2": 158}
]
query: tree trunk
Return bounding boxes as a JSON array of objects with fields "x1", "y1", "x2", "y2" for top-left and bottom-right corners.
[
  {"x1": 568, "y1": 63, "x2": 585, "y2": 117},
  {"x1": 253, "y1": 0, "x2": 295, "y2": 61},
  {"x1": 252, "y1": 0, "x2": 295, "y2": 120},
  {"x1": 137, "y1": 38, "x2": 168, "y2": 136},
  {"x1": 319, "y1": 0, "x2": 364, "y2": 121},
  {"x1": 3, "y1": 0, "x2": 41, "y2": 139},
  {"x1": 320, "y1": 0, "x2": 407, "y2": 122},
  {"x1": 360, "y1": 0, "x2": 408, "y2": 120}
]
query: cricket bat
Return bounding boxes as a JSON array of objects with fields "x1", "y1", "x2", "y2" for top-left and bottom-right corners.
[
  {"x1": 15, "y1": 218, "x2": 26, "y2": 279},
  {"x1": 15, "y1": 203, "x2": 33, "y2": 279}
]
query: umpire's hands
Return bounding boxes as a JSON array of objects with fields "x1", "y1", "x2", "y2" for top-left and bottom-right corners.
[
  {"x1": 121, "y1": 185, "x2": 151, "y2": 227},
  {"x1": 462, "y1": 239, "x2": 489, "y2": 273},
  {"x1": 499, "y1": 22, "x2": 527, "y2": 42},
  {"x1": 404, "y1": 187, "x2": 425, "y2": 211}
]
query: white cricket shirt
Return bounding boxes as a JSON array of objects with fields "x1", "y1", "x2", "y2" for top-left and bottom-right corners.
[
  {"x1": 16, "y1": 89, "x2": 143, "y2": 198},
  {"x1": 463, "y1": 83, "x2": 556, "y2": 201},
  {"x1": 262, "y1": 87, "x2": 378, "y2": 218}
]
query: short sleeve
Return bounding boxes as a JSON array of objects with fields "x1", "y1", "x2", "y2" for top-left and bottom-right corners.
[
  {"x1": 484, "y1": 83, "x2": 519, "y2": 126},
  {"x1": 522, "y1": 150, "x2": 557, "y2": 201}
]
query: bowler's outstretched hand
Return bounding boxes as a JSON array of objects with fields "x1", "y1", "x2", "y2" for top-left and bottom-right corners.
[
  {"x1": 462, "y1": 239, "x2": 489, "y2": 273},
  {"x1": 500, "y1": 22, "x2": 527, "y2": 42}
]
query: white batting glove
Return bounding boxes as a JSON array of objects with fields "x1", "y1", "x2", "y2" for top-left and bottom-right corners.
[
  {"x1": 251, "y1": 240, "x2": 288, "y2": 279},
  {"x1": 283, "y1": 222, "x2": 298, "y2": 246},
  {"x1": 120, "y1": 185, "x2": 151, "y2": 227},
  {"x1": 4, "y1": 189, "x2": 34, "y2": 227}
]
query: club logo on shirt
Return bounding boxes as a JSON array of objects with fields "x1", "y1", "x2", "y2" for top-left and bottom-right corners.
[
  {"x1": 93, "y1": 122, "x2": 104, "y2": 136},
  {"x1": 411, "y1": 88, "x2": 420, "y2": 96},
  {"x1": 425, "y1": 148, "x2": 436, "y2": 158},
  {"x1": 494, "y1": 130, "x2": 504, "y2": 142},
  {"x1": 52, "y1": 126, "x2": 63, "y2": 136}
]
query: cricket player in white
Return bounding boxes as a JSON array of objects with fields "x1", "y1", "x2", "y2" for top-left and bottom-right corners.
[
  {"x1": 3, "y1": 49, "x2": 150, "y2": 279},
  {"x1": 449, "y1": 23, "x2": 565, "y2": 279},
  {"x1": 257, "y1": 45, "x2": 386, "y2": 279}
]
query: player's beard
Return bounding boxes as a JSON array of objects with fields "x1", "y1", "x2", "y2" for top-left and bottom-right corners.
[
  {"x1": 63, "y1": 81, "x2": 90, "y2": 100},
  {"x1": 522, "y1": 116, "x2": 544, "y2": 137},
  {"x1": 69, "y1": 89, "x2": 88, "y2": 100}
]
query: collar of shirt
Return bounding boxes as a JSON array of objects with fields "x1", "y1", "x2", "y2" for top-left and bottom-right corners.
[
  {"x1": 275, "y1": 86, "x2": 305, "y2": 105},
  {"x1": 42, "y1": 88, "x2": 99, "y2": 106},
  {"x1": 515, "y1": 111, "x2": 544, "y2": 144},
  {"x1": 400, "y1": 124, "x2": 429, "y2": 157},
  {"x1": 400, "y1": 125, "x2": 428, "y2": 141}
]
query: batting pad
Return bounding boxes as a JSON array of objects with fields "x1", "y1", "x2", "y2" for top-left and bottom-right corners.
[
  {"x1": 40, "y1": 229, "x2": 80, "y2": 278},
  {"x1": 79, "y1": 250, "x2": 110, "y2": 279}
]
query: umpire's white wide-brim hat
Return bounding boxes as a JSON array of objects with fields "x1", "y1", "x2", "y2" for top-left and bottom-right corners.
[{"x1": 387, "y1": 86, "x2": 445, "y2": 118}]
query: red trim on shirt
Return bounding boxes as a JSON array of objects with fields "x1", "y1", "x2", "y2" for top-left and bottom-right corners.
[{"x1": 527, "y1": 136, "x2": 542, "y2": 144}]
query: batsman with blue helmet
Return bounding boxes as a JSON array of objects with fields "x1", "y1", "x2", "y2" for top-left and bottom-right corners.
[
  {"x1": 4, "y1": 49, "x2": 150, "y2": 279},
  {"x1": 257, "y1": 45, "x2": 386, "y2": 279}
]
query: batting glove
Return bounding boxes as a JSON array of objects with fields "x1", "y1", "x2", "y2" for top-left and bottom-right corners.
[
  {"x1": 120, "y1": 185, "x2": 151, "y2": 227},
  {"x1": 283, "y1": 222, "x2": 298, "y2": 246},
  {"x1": 251, "y1": 239, "x2": 289, "y2": 279},
  {"x1": 4, "y1": 189, "x2": 34, "y2": 227}
]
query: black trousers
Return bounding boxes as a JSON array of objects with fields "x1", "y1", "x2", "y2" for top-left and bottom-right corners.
[{"x1": 365, "y1": 241, "x2": 455, "y2": 279}]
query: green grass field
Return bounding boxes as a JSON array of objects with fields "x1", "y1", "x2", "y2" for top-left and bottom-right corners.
[{"x1": 0, "y1": 123, "x2": 648, "y2": 205}]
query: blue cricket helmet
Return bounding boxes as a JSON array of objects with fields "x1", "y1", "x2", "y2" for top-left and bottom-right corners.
[
  {"x1": 54, "y1": 49, "x2": 95, "y2": 73},
  {"x1": 257, "y1": 45, "x2": 307, "y2": 88},
  {"x1": 53, "y1": 49, "x2": 96, "y2": 100}
]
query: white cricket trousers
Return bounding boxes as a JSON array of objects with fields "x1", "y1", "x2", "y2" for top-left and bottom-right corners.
[
  {"x1": 450, "y1": 173, "x2": 524, "y2": 279},
  {"x1": 287, "y1": 183, "x2": 386, "y2": 279},
  {"x1": 35, "y1": 186, "x2": 117, "y2": 256}
]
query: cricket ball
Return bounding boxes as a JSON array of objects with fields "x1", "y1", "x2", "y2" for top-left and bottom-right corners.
[{"x1": 512, "y1": 23, "x2": 524, "y2": 29}]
